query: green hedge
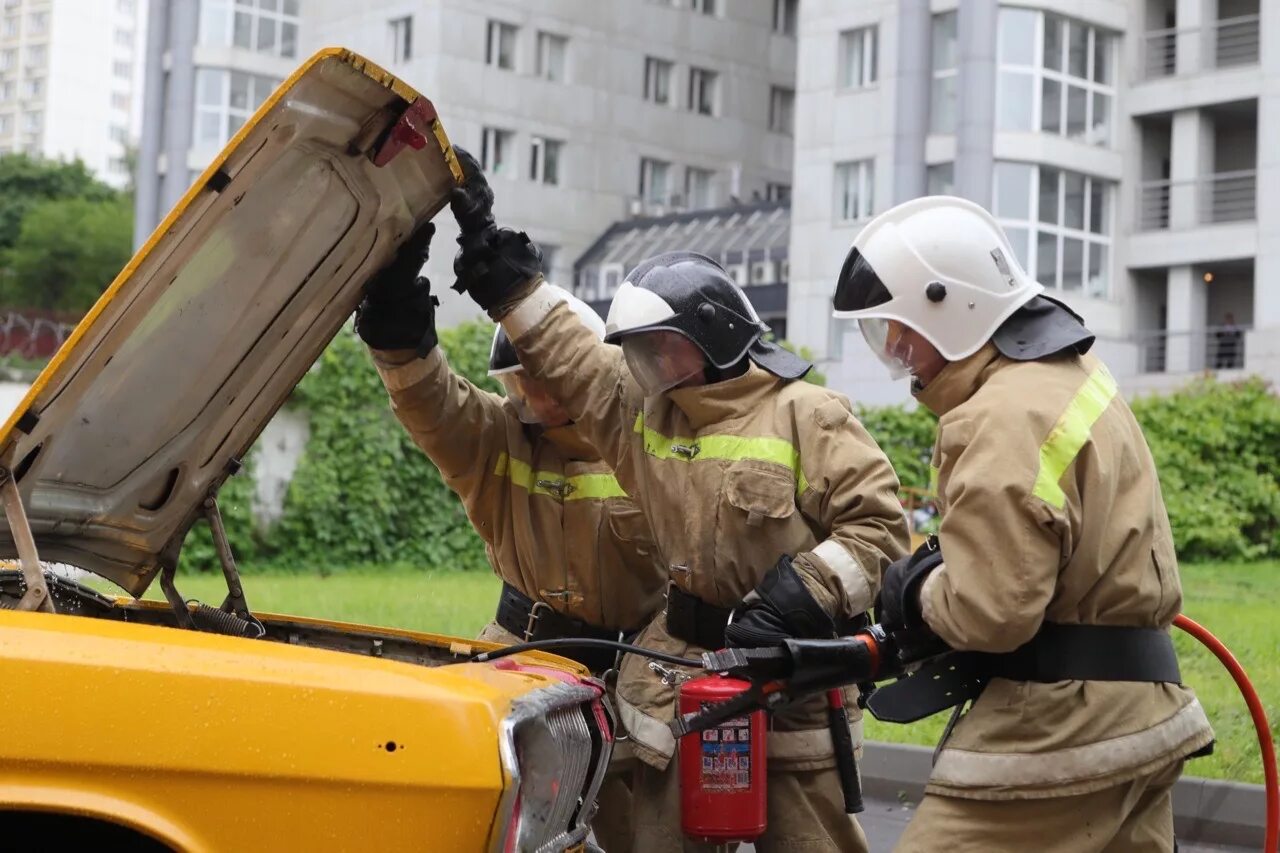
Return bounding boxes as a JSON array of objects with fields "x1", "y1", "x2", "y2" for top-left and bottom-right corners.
[{"x1": 186, "y1": 324, "x2": 1278, "y2": 571}]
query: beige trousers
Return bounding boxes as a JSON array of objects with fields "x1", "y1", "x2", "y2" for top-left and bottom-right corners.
[
  {"x1": 629, "y1": 755, "x2": 869, "y2": 853},
  {"x1": 894, "y1": 760, "x2": 1183, "y2": 853}
]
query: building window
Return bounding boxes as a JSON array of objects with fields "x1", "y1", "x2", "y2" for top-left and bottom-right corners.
[
  {"x1": 639, "y1": 157, "x2": 671, "y2": 206},
  {"x1": 2, "y1": 16, "x2": 16, "y2": 38},
  {"x1": 111, "y1": 91, "x2": 130, "y2": 110},
  {"x1": 486, "y1": 20, "x2": 517, "y2": 70},
  {"x1": 992, "y1": 161, "x2": 1112, "y2": 297},
  {"x1": 0, "y1": 81, "x2": 12, "y2": 100},
  {"x1": 687, "y1": 66, "x2": 718, "y2": 116},
  {"x1": 0, "y1": 114, "x2": 10, "y2": 134},
  {"x1": 21, "y1": 77, "x2": 39, "y2": 98},
  {"x1": 25, "y1": 44, "x2": 43, "y2": 65},
  {"x1": 199, "y1": 0, "x2": 300, "y2": 59},
  {"x1": 481, "y1": 126, "x2": 514, "y2": 176},
  {"x1": 22, "y1": 110, "x2": 39, "y2": 133},
  {"x1": 27, "y1": 11, "x2": 45, "y2": 33},
  {"x1": 926, "y1": 162, "x2": 955, "y2": 195},
  {"x1": 193, "y1": 68, "x2": 280, "y2": 149},
  {"x1": 113, "y1": 60, "x2": 132, "y2": 79},
  {"x1": 766, "y1": 182, "x2": 790, "y2": 202},
  {"x1": 644, "y1": 56, "x2": 672, "y2": 105},
  {"x1": 773, "y1": 0, "x2": 797, "y2": 36},
  {"x1": 536, "y1": 32, "x2": 567, "y2": 82},
  {"x1": 389, "y1": 16, "x2": 412, "y2": 62},
  {"x1": 529, "y1": 136, "x2": 562, "y2": 185},
  {"x1": 110, "y1": 124, "x2": 129, "y2": 143},
  {"x1": 109, "y1": 156, "x2": 129, "y2": 173},
  {"x1": 685, "y1": 166, "x2": 715, "y2": 208},
  {"x1": 691, "y1": 0, "x2": 718, "y2": 15},
  {"x1": 118, "y1": 0, "x2": 136, "y2": 14},
  {"x1": 834, "y1": 159, "x2": 874, "y2": 222},
  {"x1": 114, "y1": 29, "x2": 132, "y2": 48},
  {"x1": 0, "y1": 49, "x2": 12, "y2": 70},
  {"x1": 930, "y1": 11, "x2": 958, "y2": 133},
  {"x1": 838, "y1": 26, "x2": 878, "y2": 89},
  {"x1": 769, "y1": 86, "x2": 794, "y2": 135},
  {"x1": 996, "y1": 8, "x2": 1115, "y2": 146}
]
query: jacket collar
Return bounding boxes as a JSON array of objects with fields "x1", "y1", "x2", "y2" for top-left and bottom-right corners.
[
  {"x1": 665, "y1": 363, "x2": 782, "y2": 430},
  {"x1": 914, "y1": 342, "x2": 1003, "y2": 417},
  {"x1": 538, "y1": 423, "x2": 601, "y2": 461}
]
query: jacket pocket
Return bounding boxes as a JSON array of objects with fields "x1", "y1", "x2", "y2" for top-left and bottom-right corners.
[
  {"x1": 723, "y1": 460, "x2": 797, "y2": 528},
  {"x1": 607, "y1": 502, "x2": 656, "y2": 556}
]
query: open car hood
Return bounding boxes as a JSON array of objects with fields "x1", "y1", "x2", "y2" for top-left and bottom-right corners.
[{"x1": 0, "y1": 49, "x2": 460, "y2": 596}]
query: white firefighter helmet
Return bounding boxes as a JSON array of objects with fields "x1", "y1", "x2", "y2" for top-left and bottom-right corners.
[
  {"x1": 487, "y1": 284, "x2": 604, "y2": 423},
  {"x1": 831, "y1": 196, "x2": 1045, "y2": 372}
]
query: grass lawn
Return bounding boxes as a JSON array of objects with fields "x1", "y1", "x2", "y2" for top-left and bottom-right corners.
[{"x1": 97, "y1": 560, "x2": 1276, "y2": 785}]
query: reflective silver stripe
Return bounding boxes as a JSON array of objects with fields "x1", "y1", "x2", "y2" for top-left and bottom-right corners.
[
  {"x1": 767, "y1": 715, "x2": 865, "y2": 761},
  {"x1": 373, "y1": 347, "x2": 442, "y2": 393},
  {"x1": 930, "y1": 698, "x2": 1211, "y2": 789},
  {"x1": 501, "y1": 282, "x2": 566, "y2": 338},
  {"x1": 616, "y1": 694, "x2": 675, "y2": 759},
  {"x1": 810, "y1": 539, "x2": 873, "y2": 613}
]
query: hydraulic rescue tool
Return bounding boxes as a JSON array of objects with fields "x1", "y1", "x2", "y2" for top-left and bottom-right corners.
[{"x1": 473, "y1": 615, "x2": 1278, "y2": 851}]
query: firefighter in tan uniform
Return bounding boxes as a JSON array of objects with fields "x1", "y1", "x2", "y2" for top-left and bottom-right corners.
[
  {"x1": 831, "y1": 196, "x2": 1215, "y2": 852},
  {"x1": 445, "y1": 148, "x2": 911, "y2": 852},
  {"x1": 354, "y1": 224, "x2": 667, "y2": 853}
]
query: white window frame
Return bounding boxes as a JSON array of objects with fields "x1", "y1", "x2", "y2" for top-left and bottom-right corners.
[
  {"x1": 199, "y1": 0, "x2": 300, "y2": 58},
  {"x1": 193, "y1": 68, "x2": 280, "y2": 150},
  {"x1": 995, "y1": 9, "x2": 1116, "y2": 147},
  {"x1": 644, "y1": 56, "x2": 672, "y2": 105},
  {"x1": 389, "y1": 16, "x2": 412, "y2": 63},
  {"x1": 27, "y1": 10, "x2": 45, "y2": 34},
  {"x1": 529, "y1": 135, "x2": 562, "y2": 185},
  {"x1": 773, "y1": 0, "x2": 798, "y2": 36},
  {"x1": 992, "y1": 161, "x2": 1113, "y2": 298},
  {"x1": 536, "y1": 31, "x2": 567, "y2": 82},
  {"x1": 838, "y1": 26, "x2": 878, "y2": 90},
  {"x1": 639, "y1": 157, "x2": 671, "y2": 206},
  {"x1": 769, "y1": 86, "x2": 794, "y2": 135},
  {"x1": 486, "y1": 20, "x2": 517, "y2": 70},
  {"x1": 834, "y1": 159, "x2": 875, "y2": 222},
  {"x1": 481, "y1": 126, "x2": 515, "y2": 177},
  {"x1": 687, "y1": 66, "x2": 718, "y2": 116},
  {"x1": 930, "y1": 11, "x2": 958, "y2": 134},
  {"x1": 685, "y1": 166, "x2": 715, "y2": 209}
]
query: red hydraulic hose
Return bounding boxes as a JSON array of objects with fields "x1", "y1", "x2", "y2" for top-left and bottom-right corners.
[{"x1": 1174, "y1": 614, "x2": 1278, "y2": 852}]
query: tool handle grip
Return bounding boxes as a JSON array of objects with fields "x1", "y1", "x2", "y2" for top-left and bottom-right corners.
[{"x1": 827, "y1": 689, "x2": 864, "y2": 814}]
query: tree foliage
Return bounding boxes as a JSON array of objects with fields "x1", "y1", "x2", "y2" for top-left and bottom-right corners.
[
  {"x1": 0, "y1": 154, "x2": 118, "y2": 252},
  {"x1": 1, "y1": 196, "x2": 134, "y2": 312}
]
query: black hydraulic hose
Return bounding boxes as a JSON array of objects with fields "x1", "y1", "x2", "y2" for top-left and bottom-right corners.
[{"x1": 471, "y1": 637, "x2": 706, "y2": 668}]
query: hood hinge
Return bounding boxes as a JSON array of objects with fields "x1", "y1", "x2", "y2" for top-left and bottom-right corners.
[{"x1": 0, "y1": 467, "x2": 54, "y2": 613}]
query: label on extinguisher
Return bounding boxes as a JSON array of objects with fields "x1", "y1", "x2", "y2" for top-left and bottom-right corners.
[{"x1": 698, "y1": 706, "x2": 752, "y2": 791}]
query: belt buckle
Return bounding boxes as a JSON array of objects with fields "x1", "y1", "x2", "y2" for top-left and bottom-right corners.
[{"x1": 525, "y1": 600, "x2": 553, "y2": 641}]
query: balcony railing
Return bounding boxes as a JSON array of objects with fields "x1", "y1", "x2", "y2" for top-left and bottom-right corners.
[
  {"x1": 1132, "y1": 325, "x2": 1248, "y2": 374},
  {"x1": 1136, "y1": 170, "x2": 1256, "y2": 230},
  {"x1": 1140, "y1": 14, "x2": 1260, "y2": 80}
]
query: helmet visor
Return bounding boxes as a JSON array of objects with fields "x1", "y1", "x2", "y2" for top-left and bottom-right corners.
[
  {"x1": 832, "y1": 249, "x2": 893, "y2": 315},
  {"x1": 858, "y1": 317, "x2": 913, "y2": 380},
  {"x1": 621, "y1": 330, "x2": 705, "y2": 397},
  {"x1": 498, "y1": 370, "x2": 570, "y2": 425}
]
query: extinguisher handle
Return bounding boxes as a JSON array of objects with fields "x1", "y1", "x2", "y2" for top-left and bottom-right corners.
[{"x1": 826, "y1": 689, "x2": 864, "y2": 814}]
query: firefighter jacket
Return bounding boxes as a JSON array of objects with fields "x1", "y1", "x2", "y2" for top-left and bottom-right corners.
[
  {"x1": 500, "y1": 289, "x2": 911, "y2": 770},
  {"x1": 371, "y1": 346, "x2": 667, "y2": 633},
  {"x1": 914, "y1": 342, "x2": 1214, "y2": 800}
]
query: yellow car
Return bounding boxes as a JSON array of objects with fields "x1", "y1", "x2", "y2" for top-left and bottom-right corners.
[{"x1": 0, "y1": 49, "x2": 612, "y2": 853}]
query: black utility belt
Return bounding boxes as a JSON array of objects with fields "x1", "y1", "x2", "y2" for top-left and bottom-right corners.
[
  {"x1": 868, "y1": 622, "x2": 1183, "y2": 725},
  {"x1": 664, "y1": 583, "x2": 734, "y2": 650},
  {"x1": 495, "y1": 582, "x2": 635, "y2": 673}
]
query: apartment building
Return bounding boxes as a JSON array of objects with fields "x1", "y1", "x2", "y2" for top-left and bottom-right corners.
[
  {"x1": 0, "y1": 0, "x2": 140, "y2": 188},
  {"x1": 790, "y1": 0, "x2": 1275, "y2": 405}
]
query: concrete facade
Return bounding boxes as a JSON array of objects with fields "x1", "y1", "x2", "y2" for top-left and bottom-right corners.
[
  {"x1": 790, "y1": 0, "x2": 1273, "y2": 405},
  {"x1": 0, "y1": 0, "x2": 140, "y2": 188}
]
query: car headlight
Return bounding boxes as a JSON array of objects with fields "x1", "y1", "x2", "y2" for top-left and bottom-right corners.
[{"x1": 492, "y1": 681, "x2": 613, "y2": 853}]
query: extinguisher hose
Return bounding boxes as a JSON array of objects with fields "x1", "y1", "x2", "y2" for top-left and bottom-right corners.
[
  {"x1": 1173, "y1": 614, "x2": 1278, "y2": 853},
  {"x1": 471, "y1": 636, "x2": 708, "y2": 668}
]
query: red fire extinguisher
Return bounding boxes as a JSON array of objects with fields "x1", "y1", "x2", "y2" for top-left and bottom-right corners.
[{"x1": 677, "y1": 674, "x2": 768, "y2": 843}]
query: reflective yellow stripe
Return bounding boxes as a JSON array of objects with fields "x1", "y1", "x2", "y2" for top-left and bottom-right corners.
[
  {"x1": 928, "y1": 464, "x2": 939, "y2": 495},
  {"x1": 1031, "y1": 365, "x2": 1118, "y2": 509},
  {"x1": 493, "y1": 452, "x2": 627, "y2": 501},
  {"x1": 631, "y1": 413, "x2": 810, "y2": 495}
]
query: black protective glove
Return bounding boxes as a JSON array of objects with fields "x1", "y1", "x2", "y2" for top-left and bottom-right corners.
[
  {"x1": 725, "y1": 555, "x2": 838, "y2": 648},
  {"x1": 877, "y1": 536, "x2": 944, "y2": 634},
  {"x1": 355, "y1": 220, "x2": 440, "y2": 356},
  {"x1": 448, "y1": 147, "x2": 543, "y2": 314}
]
